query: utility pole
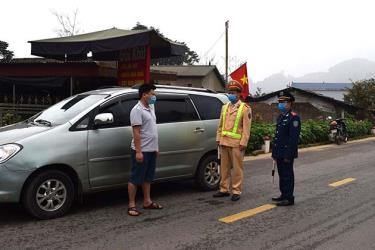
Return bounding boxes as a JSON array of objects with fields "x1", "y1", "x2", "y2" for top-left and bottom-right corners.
[{"x1": 225, "y1": 20, "x2": 229, "y2": 83}]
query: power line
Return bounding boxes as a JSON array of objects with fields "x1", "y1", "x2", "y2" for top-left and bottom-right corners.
[{"x1": 200, "y1": 31, "x2": 225, "y2": 62}]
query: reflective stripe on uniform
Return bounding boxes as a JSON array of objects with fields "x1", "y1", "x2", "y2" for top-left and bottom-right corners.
[{"x1": 221, "y1": 102, "x2": 245, "y2": 139}]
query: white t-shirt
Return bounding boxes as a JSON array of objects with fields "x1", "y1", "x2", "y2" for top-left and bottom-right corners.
[{"x1": 130, "y1": 101, "x2": 158, "y2": 152}]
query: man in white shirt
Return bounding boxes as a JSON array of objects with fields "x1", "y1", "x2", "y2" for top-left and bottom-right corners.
[{"x1": 128, "y1": 83, "x2": 163, "y2": 216}]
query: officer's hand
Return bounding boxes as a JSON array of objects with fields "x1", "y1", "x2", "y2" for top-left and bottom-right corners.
[
  {"x1": 239, "y1": 145, "x2": 246, "y2": 151},
  {"x1": 216, "y1": 141, "x2": 220, "y2": 146},
  {"x1": 283, "y1": 158, "x2": 291, "y2": 163}
]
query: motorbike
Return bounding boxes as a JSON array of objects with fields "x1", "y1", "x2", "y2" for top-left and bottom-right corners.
[{"x1": 327, "y1": 116, "x2": 348, "y2": 145}]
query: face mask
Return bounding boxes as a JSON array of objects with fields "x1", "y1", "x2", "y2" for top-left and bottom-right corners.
[
  {"x1": 277, "y1": 103, "x2": 286, "y2": 112},
  {"x1": 227, "y1": 94, "x2": 238, "y2": 104},
  {"x1": 148, "y1": 95, "x2": 157, "y2": 105}
]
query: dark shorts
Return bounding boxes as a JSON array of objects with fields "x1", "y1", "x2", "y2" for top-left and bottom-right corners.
[{"x1": 129, "y1": 150, "x2": 157, "y2": 185}]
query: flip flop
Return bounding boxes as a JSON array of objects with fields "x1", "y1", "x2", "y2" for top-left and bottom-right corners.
[
  {"x1": 143, "y1": 202, "x2": 163, "y2": 210},
  {"x1": 128, "y1": 207, "x2": 141, "y2": 216}
]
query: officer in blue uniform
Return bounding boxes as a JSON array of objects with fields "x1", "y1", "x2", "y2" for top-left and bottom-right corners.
[{"x1": 272, "y1": 91, "x2": 301, "y2": 206}]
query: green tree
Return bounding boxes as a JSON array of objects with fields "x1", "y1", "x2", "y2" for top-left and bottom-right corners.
[
  {"x1": 344, "y1": 78, "x2": 375, "y2": 120},
  {"x1": 131, "y1": 22, "x2": 199, "y2": 65},
  {"x1": 0, "y1": 41, "x2": 14, "y2": 62}
]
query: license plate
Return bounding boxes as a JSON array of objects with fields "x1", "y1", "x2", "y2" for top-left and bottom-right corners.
[{"x1": 331, "y1": 129, "x2": 337, "y2": 133}]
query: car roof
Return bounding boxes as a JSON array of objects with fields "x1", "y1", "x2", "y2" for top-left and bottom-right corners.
[{"x1": 83, "y1": 85, "x2": 225, "y2": 98}]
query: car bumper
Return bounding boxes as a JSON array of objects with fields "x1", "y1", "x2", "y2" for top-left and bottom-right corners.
[{"x1": 0, "y1": 164, "x2": 31, "y2": 203}]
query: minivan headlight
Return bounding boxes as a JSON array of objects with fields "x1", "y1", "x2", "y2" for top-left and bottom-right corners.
[{"x1": 0, "y1": 144, "x2": 22, "y2": 164}]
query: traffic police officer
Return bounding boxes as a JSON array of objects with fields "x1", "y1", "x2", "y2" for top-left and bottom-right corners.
[
  {"x1": 272, "y1": 91, "x2": 301, "y2": 206},
  {"x1": 214, "y1": 80, "x2": 252, "y2": 201}
]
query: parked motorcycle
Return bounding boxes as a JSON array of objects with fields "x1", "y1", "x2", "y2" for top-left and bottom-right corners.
[{"x1": 327, "y1": 116, "x2": 348, "y2": 145}]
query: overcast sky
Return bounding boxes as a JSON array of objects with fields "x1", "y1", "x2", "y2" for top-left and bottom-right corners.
[{"x1": 2, "y1": 0, "x2": 375, "y2": 82}]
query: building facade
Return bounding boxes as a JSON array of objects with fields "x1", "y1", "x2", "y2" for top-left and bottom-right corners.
[
  {"x1": 151, "y1": 65, "x2": 225, "y2": 92},
  {"x1": 247, "y1": 87, "x2": 358, "y2": 123}
]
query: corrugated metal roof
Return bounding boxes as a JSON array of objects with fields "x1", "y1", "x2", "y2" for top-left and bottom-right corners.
[
  {"x1": 247, "y1": 87, "x2": 357, "y2": 109},
  {"x1": 291, "y1": 82, "x2": 353, "y2": 91},
  {"x1": 0, "y1": 57, "x2": 95, "y2": 64},
  {"x1": 151, "y1": 65, "x2": 216, "y2": 77}
]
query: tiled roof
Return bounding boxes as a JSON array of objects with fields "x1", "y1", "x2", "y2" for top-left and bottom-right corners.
[{"x1": 291, "y1": 82, "x2": 353, "y2": 91}]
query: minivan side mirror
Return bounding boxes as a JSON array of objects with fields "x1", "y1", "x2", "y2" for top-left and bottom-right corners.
[{"x1": 94, "y1": 113, "x2": 114, "y2": 126}]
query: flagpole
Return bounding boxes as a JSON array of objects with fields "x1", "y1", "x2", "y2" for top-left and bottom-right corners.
[{"x1": 225, "y1": 20, "x2": 229, "y2": 83}]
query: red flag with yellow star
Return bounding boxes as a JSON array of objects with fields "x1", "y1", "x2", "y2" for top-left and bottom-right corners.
[{"x1": 229, "y1": 63, "x2": 249, "y2": 99}]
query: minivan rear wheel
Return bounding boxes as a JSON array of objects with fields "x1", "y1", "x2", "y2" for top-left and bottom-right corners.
[
  {"x1": 22, "y1": 170, "x2": 75, "y2": 219},
  {"x1": 195, "y1": 154, "x2": 220, "y2": 191}
]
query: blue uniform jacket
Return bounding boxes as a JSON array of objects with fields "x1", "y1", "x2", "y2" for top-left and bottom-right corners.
[{"x1": 272, "y1": 110, "x2": 301, "y2": 159}]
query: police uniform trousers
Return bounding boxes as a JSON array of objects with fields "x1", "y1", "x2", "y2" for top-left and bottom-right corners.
[
  {"x1": 219, "y1": 145, "x2": 244, "y2": 195},
  {"x1": 276, "y1": 158, "x2": 295, "y2": 201}
]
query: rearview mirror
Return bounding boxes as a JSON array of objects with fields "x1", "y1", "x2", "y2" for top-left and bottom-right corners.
[{"x1": 94, "y1": 113, "x2": 114, "y2": 126}]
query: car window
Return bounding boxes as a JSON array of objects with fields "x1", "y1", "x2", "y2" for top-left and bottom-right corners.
[
  {"x1": 155, "y1": 97, "x2": 199, "y2": 124},
  {"x1": 120, "y1": 99, "x2": 138, "y2": 126},
  {"x1": 95, "y1": 98, "x2": 138, "y2": 129},
  {"x1": 75, "y1": 116, "x2": 90, "y2": 130},
  {"x1": 32, "y1": 94, "x2": 107, "y2": 125},
  {"x1": 190, "y1": 95, "x2": 223, "y2": 120},
  {"x1": 98, "y1": 101, "x2": 126, "y2": 128}
]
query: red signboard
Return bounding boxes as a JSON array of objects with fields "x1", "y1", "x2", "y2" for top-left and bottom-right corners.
[{"x1": 117, "y1": 45, "x2": 151, "y2": 86}]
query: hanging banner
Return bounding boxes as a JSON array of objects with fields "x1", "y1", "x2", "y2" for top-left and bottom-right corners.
[{"x1": 117, "y1": 45, "x2": 151, "y2": 86}]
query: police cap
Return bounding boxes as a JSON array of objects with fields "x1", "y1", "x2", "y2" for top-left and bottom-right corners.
[
  {"x1": 277, "y1": 91, "x2": 295, "y2": 102},
  {"x1": 227, "y1": 80, "x2": 243, "y2": 92}
]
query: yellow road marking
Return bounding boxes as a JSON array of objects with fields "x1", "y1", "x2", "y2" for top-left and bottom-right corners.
[
  {"x1": 329, "y1": 178, "x2": 356, "y2": 187},
  {"x1": 219, "y1": 204, "x2": 276, "y2": 223}
]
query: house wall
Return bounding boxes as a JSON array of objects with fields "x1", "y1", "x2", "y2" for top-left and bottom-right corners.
[
  {"x1": 250, "y1": 102, "x2": 325, "y2": 123},
  {"x1": 202, "y1": 72, "x2": 225, "y2": 92},
  {"x1": 249, "y1": 90, "x2": 348, "y2": 122},
  {"x1": 155, "y1": 72, "x2": 225, "y2": 91},
  {"x1": 156, "y1": 77, "x2": 203, "y2": 88}
]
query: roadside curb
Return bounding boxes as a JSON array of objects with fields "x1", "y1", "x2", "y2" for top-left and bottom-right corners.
[{"x1": 244, "y1": 136, "x2": 375, "y2": 162}]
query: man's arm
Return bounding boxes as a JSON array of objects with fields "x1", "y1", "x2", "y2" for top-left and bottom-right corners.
[
  {"x1": 132, "y1": 125, "x2": 144, "y2": 163},
  {"x1": 216, "y1": 105, "x2": 225, "y2": 144},
  {"x1": 240, "y1": 106, "x2": 252, "y2": 150},
  {"x1": 285, "y1": 115, "x2": 301, "y2": 160},
  {"x1": 130, "y1": 107, "x2": 143, "y2": 162},
  {"x1": 132, "y1": 125, "x2": 142, "y2": 153}
]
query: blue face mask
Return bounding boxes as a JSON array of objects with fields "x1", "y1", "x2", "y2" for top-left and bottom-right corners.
[
  {"x1": 227, "y1": 94, "x2": 238, "y2": 104},
  {"x1": 277, "y1": 103, "x2": 286, "y2": 112},
  {"x1": 148, "y1": 95, "x2": 157, "y2": 105}
]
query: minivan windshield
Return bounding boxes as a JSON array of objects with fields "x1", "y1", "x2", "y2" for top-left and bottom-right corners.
[{"x1": 30, "y1": 94, "x2": 108, "y2": 126}]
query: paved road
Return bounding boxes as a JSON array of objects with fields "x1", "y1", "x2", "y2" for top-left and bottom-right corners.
[{"x1": 1, "y1": 138, "x2": 375, "y2": 250}]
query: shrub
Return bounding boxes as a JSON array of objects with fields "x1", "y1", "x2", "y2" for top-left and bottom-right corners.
[
  {"x1": 247, "y1": 118, "x2": 373, "y2": 153},
  {"x1": 1, "y1": 111, "x2": 24, "y2": 127}
]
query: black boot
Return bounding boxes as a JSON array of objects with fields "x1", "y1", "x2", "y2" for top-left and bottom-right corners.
[
  {"x1": 213, "y1": 192, "x2": 230, "y2": 198},
  {"x1": 231, "y1": 194, "x2": 241, "y2": 201},
  {"x1": 271, "y1": 196, "x2": 285, "y2": 202},
  {"x1": 276, "y1": 200, "x2": 294, "y2": 206}
]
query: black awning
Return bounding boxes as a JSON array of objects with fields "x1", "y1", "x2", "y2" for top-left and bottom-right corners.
[{"x1": 29, "y1": 28, "x2": 187, "y2": 61}]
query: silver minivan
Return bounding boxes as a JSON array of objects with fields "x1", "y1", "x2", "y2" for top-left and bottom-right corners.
[{"x1": 0, "y1": 85, "x2": 227, "y2": 219}]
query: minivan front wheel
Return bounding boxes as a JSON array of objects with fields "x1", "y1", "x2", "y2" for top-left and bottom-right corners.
[
  {"x1": 22, "y1": 170, "x2": 75, "y2": 219},
  {"x1": 195, "y1": 154, "x2": 220, "y2": 191}
]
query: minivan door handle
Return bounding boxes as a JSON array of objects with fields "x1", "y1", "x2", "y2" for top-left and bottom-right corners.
[{"x1": 194, "y1": 127, "x2": 205, "y2": 133}]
